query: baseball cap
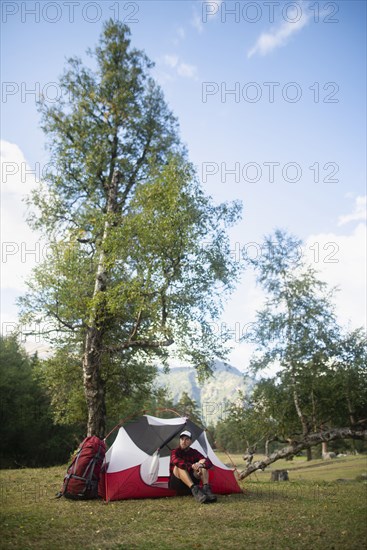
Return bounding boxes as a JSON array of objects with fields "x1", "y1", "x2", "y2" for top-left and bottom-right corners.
[{"x1": 179, "y1": 430, "x2": 192, "y2": 438}]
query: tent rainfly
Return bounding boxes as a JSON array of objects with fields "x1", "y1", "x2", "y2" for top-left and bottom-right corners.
[{"x1": 99, "y1": 415, "x2": 242, "y2": 501}]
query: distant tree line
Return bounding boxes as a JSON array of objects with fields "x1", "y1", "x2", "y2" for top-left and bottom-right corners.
[
  {"x1": 0, "y1": 335, "x2": 84, "y2": 467},
  {"x1": 1, "y1": 326, "x2": 365, "y2": 469},
  {"x1": 0, "y1": 334, "x2": 205, "y2": 467},
  {"x1": 3, "y1": 229, "x2": 367, "y2": 471}
]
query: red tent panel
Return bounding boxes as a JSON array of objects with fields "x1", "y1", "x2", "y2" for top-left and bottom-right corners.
[{"x1": 100, "y1": 465, "x2": 242, "y2": 501}]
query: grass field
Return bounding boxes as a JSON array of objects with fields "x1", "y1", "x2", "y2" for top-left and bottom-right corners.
[{"x1": 1, "y1": 455, "x2": 366, "y2": 549}]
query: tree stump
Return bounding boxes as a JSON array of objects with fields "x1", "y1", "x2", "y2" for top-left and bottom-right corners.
[
  {"x1": 322, "y1": 452, "x2": 337, "y2": 460},
  {"x1": 271, "y1": 469, "x2": 289, "y2": 481}
]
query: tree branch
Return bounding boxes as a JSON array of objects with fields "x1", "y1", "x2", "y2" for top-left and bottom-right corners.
[
  {"x1": 129, "y1": 310, "x2": 142, "y2": 341},
  {"x1": 48, "y1": 310, "x2": 82, "y2": 332},
  {"x1": 238, "y1": 426, "x2": 367, "y2": 480},
  {"x1": 120, "y1": 138, "x2": 152, "y2": 209},
  {"x1": 105, "y1": 338, "x2": 174, "y2": 352}
]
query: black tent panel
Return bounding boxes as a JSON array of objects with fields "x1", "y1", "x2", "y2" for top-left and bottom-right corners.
[{"x1": 124, "y1": 416, "x2": 187, "y2": 455}]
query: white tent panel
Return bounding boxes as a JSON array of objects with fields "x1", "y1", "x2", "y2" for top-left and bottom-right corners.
[
  {"x1": 192, "y1": 432, "x2": 232, "y2": 470},
  {"x1": 140, "y1": 453, "x2": 172, "y2": 484},
  {"x1": 107, "y1": 427, "x2": 148, "y2": 473},
  {"x1": 146, "y1": 415, "x2": 187, "y2": 426},
  {"x1": 158, "y1": 455, "x2": 170, "y2": 477},
  {"x1": 140, "y1": 449, "x2": 160, "y2": 485}
]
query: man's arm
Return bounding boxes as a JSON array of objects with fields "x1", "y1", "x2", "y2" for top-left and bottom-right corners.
[
  {"x1": 192, "y1": 449, "x2": 213, "y2": 470},
  {"x1": 171, "y1": 449, "x2": 193, "y2": 472}
]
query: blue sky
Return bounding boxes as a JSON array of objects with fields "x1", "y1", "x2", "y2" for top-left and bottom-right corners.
[{"x1": 1, "y1": 1, "x2": 366, "y2": 369}]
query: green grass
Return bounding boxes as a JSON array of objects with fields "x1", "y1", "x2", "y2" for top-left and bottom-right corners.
[
  {"x1": 217, "y1": 453, "x2": 367, "y2": 482},
  {"x1": 1, "y1": 456, "x2": 366, "y2": 549}
]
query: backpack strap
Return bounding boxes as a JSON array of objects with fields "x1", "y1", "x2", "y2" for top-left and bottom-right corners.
[{"x1": 58, "y1": 444, "x2": 84, "y2": 497}]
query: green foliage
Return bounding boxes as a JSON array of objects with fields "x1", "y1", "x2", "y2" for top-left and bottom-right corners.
[
  {"x1": 34, "y1": 345, "x2": 165, "y2": 431},
  {"x1": 247, "y1": 230, "x2": 339, "y2": 375},
  {"x1": 0, "y1": 336, "x2": 82, "y2": 467},
  {"x1": 330, "y1": 328, "x2": 367, "y2": 425},
  {"x1": 34, "y1": 347, "x2": 86, "y2": 426},
  {"x1": 175, "y1": 392, "x2": 203, "y2": 426},
  {"x1": 214, "y1": 415, "x2": 247, "y2": 453},
  {"x1": 220, "y1": 230, "x2": 367, "y2": 455},
  {"x1": 140, "y1": 387, "x2": 176, "y2": 419}
]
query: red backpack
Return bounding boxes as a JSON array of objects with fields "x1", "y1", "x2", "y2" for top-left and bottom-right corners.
[{"x1": 59, "y1": 436, "x2": 106, "y2": 500}]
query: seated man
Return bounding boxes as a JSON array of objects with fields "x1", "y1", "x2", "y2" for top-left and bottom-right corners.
[{"x1": 169, "y1": 430, "x2": 217, "y2": 503}]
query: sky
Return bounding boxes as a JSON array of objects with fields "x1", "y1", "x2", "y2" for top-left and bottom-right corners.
[{"x1": 1, "y1": 0, "x2": 366, "y2": 371}]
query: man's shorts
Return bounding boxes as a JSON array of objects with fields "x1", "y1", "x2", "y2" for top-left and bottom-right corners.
[{"x1": 168, "y1": 471, "x2": 200, "y2": 495}]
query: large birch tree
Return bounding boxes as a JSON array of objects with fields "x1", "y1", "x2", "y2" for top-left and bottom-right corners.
[{"x1": 20, "y1": 21, "x2": 241, "y2": 437}]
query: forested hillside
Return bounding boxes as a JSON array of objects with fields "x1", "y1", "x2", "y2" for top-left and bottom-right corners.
[{"x1": 156, "y1": 360, "x2": 253, "y2": 425}]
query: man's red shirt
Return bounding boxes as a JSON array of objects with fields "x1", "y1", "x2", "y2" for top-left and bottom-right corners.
[{"x1": 170, "y1": 446, "x2": 213, "y2": 476}]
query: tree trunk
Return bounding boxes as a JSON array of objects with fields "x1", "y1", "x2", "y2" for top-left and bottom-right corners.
[
  {"x1": 265, "y1": 439, "x2": 270, "y2": 457},
  {"x1": 238, "y1": 426, "x2": 367, "y2": 480},
  {"x1": 292, "y1": 378, "x2": 312, "y2": 460},
  {"x1": 347, "y1": 394, "x2": 356, "y2": 426},
  {"x1": 346, "y1": 394, "x2": 359, "y2": 455},
  {"x1": 82, "y1": 169, "x2": 120, "y2": 437},
  {"x1": 271, "y1": 470, "x2": 289, "y2": 481},
  {"x1": 83, "y1": 327, "x2": 106, "y2": 438}
]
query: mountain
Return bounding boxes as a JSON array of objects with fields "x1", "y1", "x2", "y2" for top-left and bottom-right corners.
[{"x1": 155, "y1": 360, "x2": 254, "y2": 425}]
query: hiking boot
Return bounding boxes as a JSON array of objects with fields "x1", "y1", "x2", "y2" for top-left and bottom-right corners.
[
  {"x1": 202, "y1": 484, "x2": 217, "y2": 503},
  {"x1": 191, "y1": 484, "x2": 207, "y2": 504}
]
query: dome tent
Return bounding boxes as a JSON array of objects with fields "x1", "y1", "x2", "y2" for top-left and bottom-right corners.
[{"x1": 99, "y1": 414, "x2": 242, "y2": 501}]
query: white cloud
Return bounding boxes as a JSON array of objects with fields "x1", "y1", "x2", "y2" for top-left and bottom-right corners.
[
  {"x1": 1, "y1": 140, "x2": 35, "y2": 196},
  {"x1": 1, "y1": 140, "x2": 42, "y2": 293},
  {"x1": 1, "y1": 141, "x2": 54, "y2": 356},
  {"x1": 172, "y1": 27, "x2": 186, "y2": 47},
  {"x1": 304, "y1": 222, "x2": 366, "y2": 331},
  {"x1": 162, "y1": 55, "x2": 198, "y2": 80},
  {"x1": 177, "y1": 27, "x2": 185, "y2": 40},
  {"x1": 191, "y1": 10, "x2": 203, "y2": 33},
  {"x1": 247, "y1": 5, "x2": 311, "y2": 58},
  {"x1": 177, "y1": 63, "x2": 198, "y2": 79},
  {"x1": 163, "y1": 54, "x2": 179, "y2": 69},
  {"x1": 338, "y1": 195, "x2": 366, "y2": 226}
]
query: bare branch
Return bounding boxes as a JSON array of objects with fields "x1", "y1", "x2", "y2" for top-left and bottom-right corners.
[
  {"x1": 105, "y1": 338, "x2": 174, "y2": 352},
  {"x1": 238, "y1": 426, "x2": 367, "y2": 480},
  {"x1": 48, "y1": 310, "x2": 82, "y2": 332},
  {"x1": 129, "y1": 310, "x2": 142, "y2": 341},
  {"x1": 77, "y1": 238, "x2": 94, "y2": 244}
]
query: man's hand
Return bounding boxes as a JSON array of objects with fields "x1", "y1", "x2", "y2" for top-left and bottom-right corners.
[{"x1": 192, "y1": 462, "x2": 203, "y2": 472}]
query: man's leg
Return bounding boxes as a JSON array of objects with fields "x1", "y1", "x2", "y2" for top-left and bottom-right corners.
[
  {"x1": 195, "y1": 468, "x2": 209, "y2": 484},
  {"x1": 172, "y1": 467, "x2": 207, "y2": 503},
  {"x1": 172, "y1": 466, "x2": 195, "y2": 487},
  {"x1": 195, "y1": 468, "x2": 217, "y2": 503}
]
